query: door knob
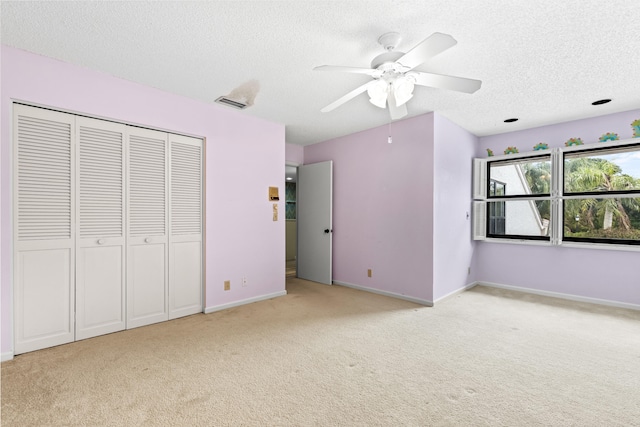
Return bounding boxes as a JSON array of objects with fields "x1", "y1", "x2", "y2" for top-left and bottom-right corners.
[
  {"x1": 324, "y1": 229, "x2": 332, "y2": 234},
  {"x1": 97, "y1": 239, "x2": 105, "y2": 245},
  {"x1": 145, "y1": 237, "x2": 151, "y2": 243}
]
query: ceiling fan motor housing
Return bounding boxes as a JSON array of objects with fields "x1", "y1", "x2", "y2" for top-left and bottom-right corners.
[{"x1": 370, "y1": 51, "x2": 405, "y2": 70}]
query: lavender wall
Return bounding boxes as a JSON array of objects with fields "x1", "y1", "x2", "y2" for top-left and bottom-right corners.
[
  {"x1": 304, "y1": 114, "x2": 435, "y2": 302},
  {"x1": 285, "y1": 143, "x2": 304, "y2": 165},
  {"x1": 476, "y1": 109, "x2": 640, "y2": 306},
  {"x1": 479, "y1": 109, "x2": 640, "y2": 157},
  {"x1": 433, "y1": 114, "x2": 478, "y2": 301},
  {"x1": 1, "y1": 46, "x2": 286, "y2": 354}
]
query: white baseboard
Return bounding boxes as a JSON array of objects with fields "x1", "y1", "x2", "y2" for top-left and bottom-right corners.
[
  {"x1": 333, "y1": 281, "x2": 433, "y2": 307},
  {"x1": 1, "y1": 351, "x2": 14, "y2": 362},
  {"x1": 478, "y1": 281, "x2": 640, "y2": 311},
  {"x1": 433, "y1": 282, "x2": 479, "y2": 304},
  {"x1": 204, "y1": 290, "x2": 287, "y2": 314}
]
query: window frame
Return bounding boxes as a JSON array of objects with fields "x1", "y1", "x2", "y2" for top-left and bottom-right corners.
[
  {"x1": 561, "y1": 142, "x2": 640, "y2": 246},
  {"x1": 485, "y1": 154, "x2": 552, "y2": 241},
  {"x1": 473, "y1": 138, "x2": 640, "y2": 249}
]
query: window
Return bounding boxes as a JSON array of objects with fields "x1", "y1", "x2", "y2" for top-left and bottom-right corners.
[
  {"x1": 473, "y1": 140, "x2": 640, "y2": 247},
  {"x1": 485, "y1": 155, "x2": 551, "y2": 241},
  {"x1": 488, "y1": 180, "x2": 506, "y2": 234},
  {"x1": 563, "y1": 144, "x2": 640, "y2": 245}
]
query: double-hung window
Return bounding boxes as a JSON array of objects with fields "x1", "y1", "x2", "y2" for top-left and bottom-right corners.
[
  {"x1": 473, "y1": 139, "x2": 640, "y2": 247},
  {"x1": 562, "y1": 143, "x2": 640, "y2": 245}
]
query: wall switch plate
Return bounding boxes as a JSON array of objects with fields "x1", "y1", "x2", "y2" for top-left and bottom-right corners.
[
  {"x1": 224, "y1": 280, "x2": 231, "y2": 291},
  {"x1": 367, "y1": 269, "x2": 372, "y2": 278},
  {"x1": 269, "y1": 186, "x2": 279, "y2": 201}
]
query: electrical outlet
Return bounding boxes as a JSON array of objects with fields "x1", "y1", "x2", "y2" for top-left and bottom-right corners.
[
  {"x1": 367, "y1": 269, "x2": 372, "y2": 278},
  {"x1": 224, "y1": 280, "x2": 230, "y2": 291},
  {"x1": 242, "y1": 276, "x2": 247, "y2": 287}
]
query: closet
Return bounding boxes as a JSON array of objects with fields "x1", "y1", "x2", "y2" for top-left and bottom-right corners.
[{"x1": 13, "y1": 104, "x2": 203, "y2": 355}]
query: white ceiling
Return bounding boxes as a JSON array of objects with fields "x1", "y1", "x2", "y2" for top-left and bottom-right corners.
[{"x1": 2, "y1": 1, "x2": 639, "y2": 146}]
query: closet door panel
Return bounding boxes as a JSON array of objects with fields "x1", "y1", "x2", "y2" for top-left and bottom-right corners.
[
  {"x1": 75, "y1": 118, "x2": 126, "y2": 340},
  {"x1": 15, "y1": 247, "x2": 73, "y2": 353},
  {"x1": 128, "y1": 243, "x2": 166, "y2": 323},
  {"x1": 76, "y1": 246, "x2": 123, "y2": 338},
  {"x1": 13, "y1": 105, "x2": 75, "y2": 354},
  {"x1": 169, "y1": 135, "x2": 203, "y2": 319},
  {"x1": 127, "y1": 128, "x2": 169, "y2": 329},
  {"x1": 169, "y1": 238, "x2": 202, "y2": 319}
]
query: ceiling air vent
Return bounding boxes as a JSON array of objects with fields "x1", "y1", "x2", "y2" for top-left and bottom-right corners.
[{"x1": 215, "y1": 96, "x2": 248, "y2": 110}]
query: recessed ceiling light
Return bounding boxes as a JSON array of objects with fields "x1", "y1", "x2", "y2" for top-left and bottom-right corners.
[
  {"x1": 286, "y1": 177, "x2": 292, "y2": 181},
  {"x1": 591, "y1": 99, "x2": 611, "y2": 105},
  {"x1": 504, "y1": 118, "x2": 518, "y2": 123}
]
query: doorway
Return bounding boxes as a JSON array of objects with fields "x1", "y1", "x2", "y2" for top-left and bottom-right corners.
[{"x1": 285, "y1": 164, "x2": 297, "y2": 278}]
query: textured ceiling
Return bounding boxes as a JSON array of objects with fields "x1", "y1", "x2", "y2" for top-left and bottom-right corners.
[{"x1": 2, "y1": 1, "x2": 639, "y2": 146}]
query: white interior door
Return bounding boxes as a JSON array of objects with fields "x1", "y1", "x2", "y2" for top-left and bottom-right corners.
[
  {"x1": 75, "y1": 117, "x2": 126, "y2": 340},
  {"x1": 13, "y1": 105, "x2": 75, "y2": 354},
  {"x1": 297, "y1": 161, "x2": 333, "y2": 285},
  {"x1": 168, "y1": 134, "x2": 203, "y2": 319},
  {"x1": 126, "y1": 128, "x2": 169, "y2": 329}
]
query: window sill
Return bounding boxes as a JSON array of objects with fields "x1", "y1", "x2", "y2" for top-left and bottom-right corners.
[
  {"x1": 559, "y1": 241, "x2": 640, "y2": 252},
  {"x1": 481, "y1": 238, "x2": 551, "y2": 247},
  {"x1": 480, "y1": 238, "x2": 640, "y2": 252}
]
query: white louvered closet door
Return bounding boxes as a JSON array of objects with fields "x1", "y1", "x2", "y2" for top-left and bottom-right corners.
[
  {"x1": 169, "y1": 134, "x2": 203, "y2": 319},
  {"x1": 75, "y1": 117, "x2": 127, "y2": 340},
  {"x1": 13, "y1": 105, "x2": 75, "y2": 354},
  {"x1": 126, "y1": 128, "x2": 169, "y2": 329}
]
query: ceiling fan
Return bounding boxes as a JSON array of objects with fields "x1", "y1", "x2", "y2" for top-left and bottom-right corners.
[{"x1": 314, "y1": 32, "x2": 482, "y2": 120}]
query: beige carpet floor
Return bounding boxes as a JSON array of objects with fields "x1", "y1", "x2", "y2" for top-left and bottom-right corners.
[{"x1": 1, "y1": 278, "x2": 639, "y2": 426}]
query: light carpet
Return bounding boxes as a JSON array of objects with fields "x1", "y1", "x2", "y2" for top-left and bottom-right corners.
[{"x1": 2, "y1": 278, "x2": 639, "y2": 426}]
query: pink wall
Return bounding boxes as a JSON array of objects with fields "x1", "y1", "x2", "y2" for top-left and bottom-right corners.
[
  {"x1": 285, "y1": 143, "x2": 304, "y2": 165},
  {"x1": 304, "y1": 114, "x2": 435, "y2": 302},
  {"x1": 476, "y1": 109, "x2": 640, "y2": 306},
  {"x1": 1, "y1": 46, "x2": 286, "y2": 354},
  {"x1": 433, "y1": 114, "x2": 478, "y2": 301}
]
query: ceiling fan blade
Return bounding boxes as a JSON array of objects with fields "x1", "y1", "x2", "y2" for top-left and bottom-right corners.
[
  {"x1": 412, "y1": 71, "x2": 482, "y2": 94},
  {"x1": 387, "y1": 90, "x2": 408, "y2": 120},
  {"x1": 314, "y1": 65, "x2": 381, "y2": 77},
  {"x1": 320, "y1": 80, "x2": 377, "y2": 112},
  {"x1": 396, "y1": 32, "x2": 457, "y2": 70}
]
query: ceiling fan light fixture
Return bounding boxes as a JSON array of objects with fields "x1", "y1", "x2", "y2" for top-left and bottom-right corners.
[
  {"x1": 367, "y1": 79, "x2": 389, "y2": 108},
  {"x1": 393, "y1": 76, "x2": 415, "y2": 107}
]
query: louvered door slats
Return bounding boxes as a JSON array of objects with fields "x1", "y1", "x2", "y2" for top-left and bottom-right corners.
[
  {"x1": 129, "y1": 135, "x2": 166, "y2": 237},
  {"x1": 17, "y1": 114, "x2": 72, "y2": 241},
  {"x1": 79, "y1": 125, "x2": 124, "y2": 238},
  {"x1": 171, "y1": 141, "x2": 202, "y2": 235}
]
